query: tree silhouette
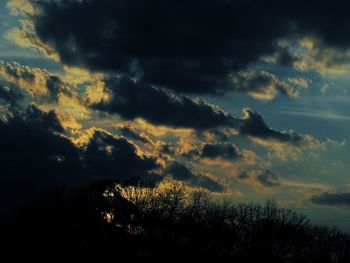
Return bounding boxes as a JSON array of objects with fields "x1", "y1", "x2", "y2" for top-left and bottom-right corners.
[{"x1": 1, "y1": 181, "x2": 350, "y2": 262}]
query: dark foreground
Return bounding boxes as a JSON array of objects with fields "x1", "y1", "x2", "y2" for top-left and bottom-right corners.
[{"x1": 1, "y1": 181, "x2": 350, "y2": 262}]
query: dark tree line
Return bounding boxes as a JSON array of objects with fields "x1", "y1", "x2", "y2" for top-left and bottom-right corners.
[{"x1": 1, "y1": 181, "x2": 350, "y2": 262}]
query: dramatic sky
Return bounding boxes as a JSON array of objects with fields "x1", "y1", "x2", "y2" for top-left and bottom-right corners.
[{"x1": 1, "y1": 0, "x2": 350, "y2": 230}]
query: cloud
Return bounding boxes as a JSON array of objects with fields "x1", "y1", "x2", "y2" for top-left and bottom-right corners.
[
  {"x1": 237, "y1": 108, "x2": 318, "y2": 147},
  {"x1": 0, "y1": 105, "x2": 82, "y2": 213},
  {"x1": 177, "y1": 140, "x2": 258, "y2": 167},
  {"x1": 92, "y1": 76, "x2": 235, "y2": 129},
  {"x1": 11, "y1": 0, "x2": 350, "y2": 94},
  {"x1": 263, "y1": 37, "x2": 350, "y2": 75},
  {"x1": 5, "y1": 19, "x2": 60, "y2": 62},
  {"x1": 0, "y1": 105, "x2": 165, "y2": 214},
  {"x1": 84, "y1": 130, "x2": 160, "y2": 183},
  {"x1": 183, "y1": 142, "x2": 242, "y2": 161},
  {"x1": 311, "y1": 192, "x2": 350, "y2": 207},
  {"x1": 230, "y1": 70, "x2": 301, "y2": 101},
  {"x1": 7, "y1": 0, "x2": 38, "y2": 16},
  {"x1": 164, "y1": 161, "x2": 224, "y2": 192},
  {"x1": 0, "y1": 93, "x2": 248, "y2": 220},
  {"x1": 239, "y1": 169, "x2": 280, "y2": 188},
  {"x1": 0, "y1": 63, "x2": 313, "y2": 165},
  {"x1": 249, "y1": 137, "x2": 304, "y2": 161},
  {"x1": 118, "y1": 126, "x2": 152, "y2": 144},
  {"x1": 0, "y1": 60, "x2": 73, "y2": 102},
  {"x1": 279, "y1": 108, "x2": 350, "y2": 122},
  {"x1": 293, "y1": 38, "x2": 350, "y2": 74},
  {"x1": 0, "y1": 61, "x2": 93, "y2": 122},
  {"x1": 200, "y1": 143, "x2": 242, "y2": 160},
  {"x1": 91, "y1": 76, "x2": 318, "y2": 154},
  {"x1": 0, "y1": 84, "x2": 24, "y2": 107},
  {"x1": 286, "y1": 77, "x2": 311, "y2": 89},
  {"x1": 255, "y1": 169, "x2": 280, "y2": 187},
  {"x1": 0, "y1": 103, "x2": 159, "y2": 198}
]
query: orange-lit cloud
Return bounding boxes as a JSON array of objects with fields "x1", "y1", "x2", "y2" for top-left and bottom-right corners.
[{"x1": 6, "y1": 19, "x2": 60, "y2": 62}]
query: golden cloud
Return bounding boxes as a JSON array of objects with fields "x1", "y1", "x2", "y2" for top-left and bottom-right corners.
[
  {"x1": 7, "y1": 0, "x2": 39, "y2": 16},
  {"x1": 6, "y1": 20, "x2": 60, "y2": 62},
  {"x1": 0, "y1": 60, "x2": 50, "y2": 97}
]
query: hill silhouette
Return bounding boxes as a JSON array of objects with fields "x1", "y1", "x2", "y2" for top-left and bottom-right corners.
[{"x1": 1, "y1": 180, "x2": 350, "y2": 262}]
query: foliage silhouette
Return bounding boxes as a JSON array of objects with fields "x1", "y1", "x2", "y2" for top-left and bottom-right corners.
[{"x1": 1, "y1": 181, "x2": 350, "y2": 262}]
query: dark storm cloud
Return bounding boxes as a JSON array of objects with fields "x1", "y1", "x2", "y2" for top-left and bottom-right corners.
[
  {"x1": 311, "y1": 192, "x2": 350, "y2": 207},
  {"x1": 0, "y1": 104, "x2": 226, "y2": 198},
  {"x1": 0, "y1": 107, "x2": 159, "y2": 186},
  {"x1": 93, "y1": 76, "x2": 313, "y2": 146},
  {"x1": 27, "y1": 0, "x2": 350, "y2": 94},
  {"x1": 0, "y1": 105, "x2": 161, "y2": 214},
  {"x1": 0, "y1": 106, "x2": 79, "y2": 172},
  {"x1": 185, "y1": 143, "x2": 242, "y2": 161},
  {"x1": 201, "y1": 143, "x2": 241, "y2": 160},
  {"x1": 0, "y1": 105, "x2": 81, "y2": 213},
  {"x1": 84, "y1": 130, "x2": 159, "y2": 183},
  {"x1": 164, "y1": 161, "x2": 224, "y2": 192},
  {"x1": 0, "y1": 103, "x2": 235, "y2": 219},
  {"x1": 237, "y1": 108, "x2": 306, "y2": 145},
  {"x1": 93, "y1": 76, "x2": 236, "y2": 129}
]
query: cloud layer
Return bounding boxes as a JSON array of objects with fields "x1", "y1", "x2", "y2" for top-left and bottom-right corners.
[
  {"x1": 164, "y1": 161, "x2": 223, "y2": 192},
  {"x1": 15, "y1": 0, "x2": 350, "y2": 95},
  {"x1": 311, "y1": 192, "x2": 350, "y2": 207},
  {"x1": 93, "y1": 76, "x2": 316, "y2": 149}
]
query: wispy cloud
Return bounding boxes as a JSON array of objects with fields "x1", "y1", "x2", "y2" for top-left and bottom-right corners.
[{"x1": 278, "y1": 107, "x2": 350, "y2": 122}]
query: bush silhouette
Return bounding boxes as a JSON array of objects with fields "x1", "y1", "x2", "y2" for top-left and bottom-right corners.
[{"x1": 1, "y1": 181, "x2": 350, "y2": 262}]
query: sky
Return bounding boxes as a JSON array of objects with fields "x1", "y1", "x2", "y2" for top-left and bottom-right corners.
[{"x1": 1, "y1": 0, "x2": 350, "y2": 231}]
